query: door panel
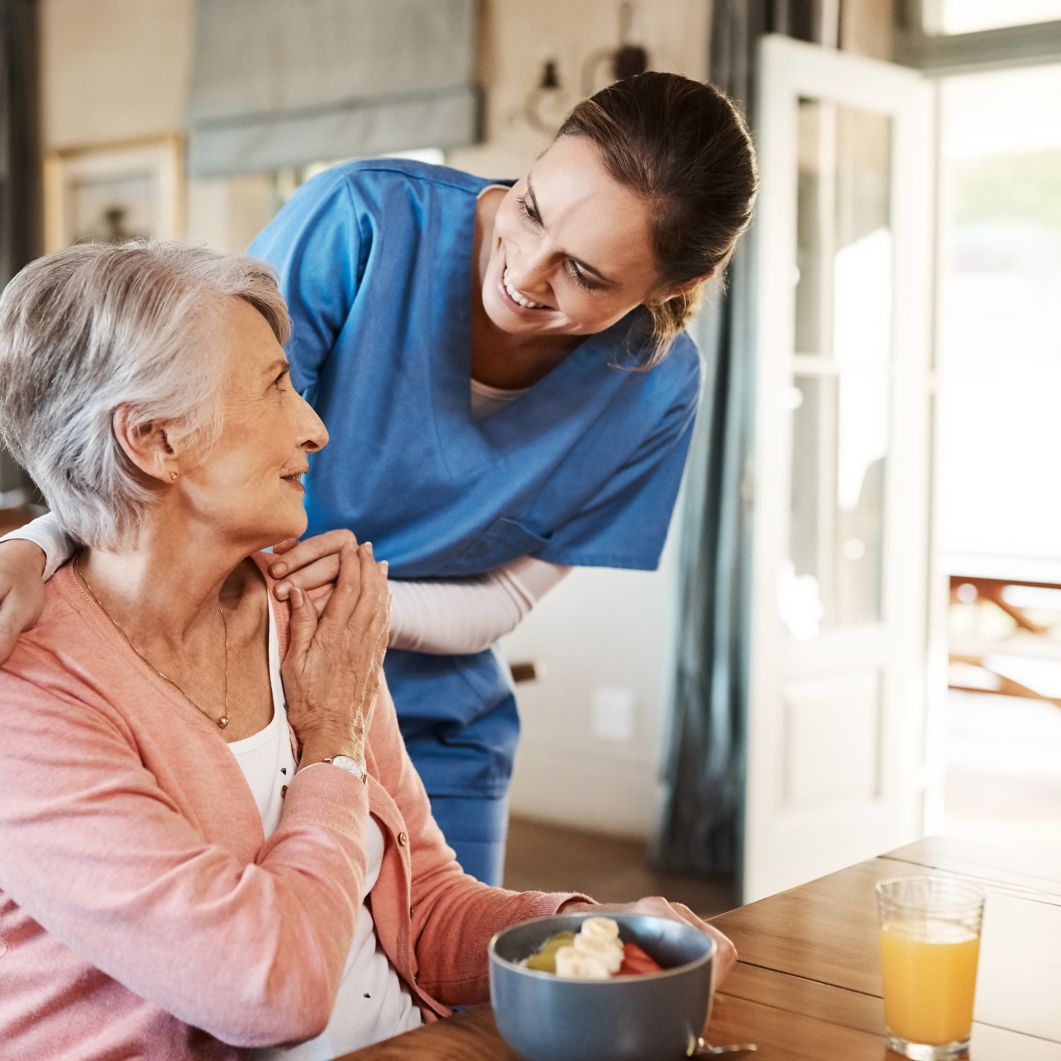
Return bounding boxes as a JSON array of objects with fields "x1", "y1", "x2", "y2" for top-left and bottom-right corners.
[{"x1": 744, "y1": 36, "x2": 935, "y2": 901}]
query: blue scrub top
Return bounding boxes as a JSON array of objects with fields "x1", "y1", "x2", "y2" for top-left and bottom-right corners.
[{"x1": 248, "y1": 160, "x2": 702, "y2": 800}]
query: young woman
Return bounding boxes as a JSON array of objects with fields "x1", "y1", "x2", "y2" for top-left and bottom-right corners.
[{"x1": 0, "y1": 72, "x2": 757, "y2": 885}]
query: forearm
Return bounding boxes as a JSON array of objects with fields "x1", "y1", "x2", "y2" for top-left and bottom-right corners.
[
  {"x1": 388, "y1": 556, "x2": 571, "y2": 655},
  {"x1": 0, "y1": 510, "x2": 75, "y2": 580},
  {"x1": 0, "y1": 680, "x2": 373, "y2": 1048},
  {"x1": 365, "y1": 677, "x2": 592, "y2": 1004}
]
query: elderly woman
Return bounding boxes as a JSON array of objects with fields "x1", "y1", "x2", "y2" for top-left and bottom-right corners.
[{"x1": 0, "y1": 241, "x2": 735, "y2": 1060}]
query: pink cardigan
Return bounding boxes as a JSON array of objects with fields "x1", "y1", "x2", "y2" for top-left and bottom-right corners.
[{"x1": 0, "y1": 559, "x2": 583, "y2": 1059}]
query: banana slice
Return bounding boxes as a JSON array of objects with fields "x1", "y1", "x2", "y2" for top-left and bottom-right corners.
[
  {"x1": 574, "y1": 933, "x2": 624, "y2": 973},
  {"x1": 579, "y1": 916, "x2": 621, "y2": 943},
  {"x1": 554, "y1": 945, "x2": 611, "y2": 980}
]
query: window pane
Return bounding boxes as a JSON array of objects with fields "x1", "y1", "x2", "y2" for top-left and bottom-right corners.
[
  {"x1": 785, "y1": 373, "x2": 888, "y2": 636},
  {"x1": 937, "y1": 64, "x2": 1061, "y2": 560},
  {"x1": 795, "y1": 100, "x2": 893, "y2": 369},
  {"x1": 931, "y1": 0, "x2": 1061, "y2": 34}
]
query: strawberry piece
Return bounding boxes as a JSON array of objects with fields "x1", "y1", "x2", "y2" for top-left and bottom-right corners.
[{"x1": 616, "y1": 941, "x2": 664, "y2": 976}]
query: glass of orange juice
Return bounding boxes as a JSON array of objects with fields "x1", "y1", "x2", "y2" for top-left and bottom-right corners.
[{"x1": 876, "y1": 876, "x2": 986, "y2": 1060}]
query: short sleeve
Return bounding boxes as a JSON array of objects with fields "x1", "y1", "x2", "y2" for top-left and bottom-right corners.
[
  {"x1": 247, "y1": 168, "x2": 366, "y2": 397},
  {"x1": 538, "y1": 346, "x2": 703, "y2": 572}
]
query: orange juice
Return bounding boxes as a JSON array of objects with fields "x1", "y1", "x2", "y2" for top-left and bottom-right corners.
[{"x1": 879, "y1": 919, "x2": 980, "y2": 1045}]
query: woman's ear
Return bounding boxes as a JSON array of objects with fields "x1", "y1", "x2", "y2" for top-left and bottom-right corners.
[
  {"x1": 112, "y1": 405, "x2": 181, "y2": 485},
  {"x1": 650, "y1": 269, "x2": 716, "y2": 307}
]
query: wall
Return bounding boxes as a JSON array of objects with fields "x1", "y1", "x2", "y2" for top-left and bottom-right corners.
[
  {"x1": 450, "y1": 0, "x2": 712, "y2": 177},
  {"x1": 40, "y1": 0, "x2": 192, "y2": 148}
]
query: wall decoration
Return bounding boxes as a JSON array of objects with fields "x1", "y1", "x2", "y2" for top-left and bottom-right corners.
[{"x1": 43, "y1": 134, "x2": 184, "y2": 252}]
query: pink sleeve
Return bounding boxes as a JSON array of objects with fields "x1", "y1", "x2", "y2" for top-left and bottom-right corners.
[
  {"x1": 366, "y1": 683, "x2": 594, "y2": 1005},
  {"x1": 0, "y1": 661, "x2": 370, "y2": 1048}
]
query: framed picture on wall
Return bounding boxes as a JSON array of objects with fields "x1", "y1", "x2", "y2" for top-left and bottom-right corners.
[{"x1": 43, "y1": 134, "x2": 184, "y2": 253}]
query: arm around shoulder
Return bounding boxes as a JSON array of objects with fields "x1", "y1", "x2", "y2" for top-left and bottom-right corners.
[{"x1": 0, "y1": 515, "x2": 67, "y2": 662}]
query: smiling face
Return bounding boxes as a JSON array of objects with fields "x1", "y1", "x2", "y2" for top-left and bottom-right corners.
[
  {"x1": 480, "y1": 135, "x2": 666, "y2": 339},
  {"x1": 179, "y1": 298, "x2": 327, "y2": 549}
]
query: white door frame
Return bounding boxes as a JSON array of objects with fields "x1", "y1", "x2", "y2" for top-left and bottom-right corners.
[{"x1": 744, "y1": 35, "x2": 936, "y2": 901}]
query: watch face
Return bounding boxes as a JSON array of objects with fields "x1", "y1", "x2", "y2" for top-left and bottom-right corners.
[{"x1": 330, "y1": 755, "x2": 366, "y2": 779}]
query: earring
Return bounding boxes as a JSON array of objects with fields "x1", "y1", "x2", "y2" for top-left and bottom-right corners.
[{"x1": 169, "y1": 471, "x2": 179, "y2": 482}]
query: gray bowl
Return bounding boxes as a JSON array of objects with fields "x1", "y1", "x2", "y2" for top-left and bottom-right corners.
[{"x1": 489, "y1": 912, "x2": 715, "y2": 1061}]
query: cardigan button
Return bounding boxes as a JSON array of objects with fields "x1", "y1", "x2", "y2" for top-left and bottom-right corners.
[{"x1": 397, "y1": 830, "x2": 409, "y2": 847}]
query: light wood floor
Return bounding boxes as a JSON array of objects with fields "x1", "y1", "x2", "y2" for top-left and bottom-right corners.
[
  {"x1": 502, "y1": 817, "x2": 735, "y2": 917},
  {"x1": 944, "y1": 690, "x2": 1061, "y2": 850}
]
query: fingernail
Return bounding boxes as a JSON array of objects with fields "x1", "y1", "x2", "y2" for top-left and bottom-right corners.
[
  {"x1": 290, "y1": 587, "x2": 303, "y2": 606},
  {"x1": 380, "y1": 561, "x2": 389, "y2": 575},
  {"x1": 271, "y1": 562, "x2": 288, "y2": 577},
  {"x1": 275, "y1": 581, "x2": 290, "y2": 599},
  {"x1": 366, "y1": 542, "x2": 374, "y2": 557}
]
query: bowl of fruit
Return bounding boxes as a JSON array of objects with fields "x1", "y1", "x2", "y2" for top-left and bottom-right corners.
[{"x1": 488, "y1": 912, "x2": 716, "y2": 1061}]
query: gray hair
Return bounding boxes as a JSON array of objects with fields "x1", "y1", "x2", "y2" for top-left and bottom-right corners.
[{"x1": 0, "y1": 240, "x2": 290, "y2": 548}]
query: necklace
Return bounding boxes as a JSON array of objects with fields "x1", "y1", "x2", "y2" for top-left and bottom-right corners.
[{"x1": 75, "y1": 558, "x2": 231, "y2": 729}]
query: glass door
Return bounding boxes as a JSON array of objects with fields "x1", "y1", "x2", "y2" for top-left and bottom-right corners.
[{"x1": 744, "y1": 35, "x2": 934, "y2": 901}]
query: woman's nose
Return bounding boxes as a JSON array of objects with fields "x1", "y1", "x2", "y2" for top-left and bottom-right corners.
[
  {"x1": 509, "y1": 243, "x2": 552, "y2": 298},
  {"x1": 297, "y1": 397, "x2": 329, "y2": 452}
]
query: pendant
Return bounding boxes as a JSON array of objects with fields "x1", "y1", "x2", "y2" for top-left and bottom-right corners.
[{"x1": 217, "y1": 716, "x2": 230, "y2": 730}]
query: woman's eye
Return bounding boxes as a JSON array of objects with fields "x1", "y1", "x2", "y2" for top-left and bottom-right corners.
[
  {"x1": 272, "y1": 370, "x2": 290, "y2": 390},
  {"x1": 567, "y1": 261, "x2": 599, "y2": 292},
  {"x1": 517, "y1": 194, "x2": 540, "y2": 225}
]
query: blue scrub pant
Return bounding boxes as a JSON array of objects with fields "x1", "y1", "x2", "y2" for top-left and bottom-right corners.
[{"x1": 428, "y1": 793, "x2": 509, "y2": 886}]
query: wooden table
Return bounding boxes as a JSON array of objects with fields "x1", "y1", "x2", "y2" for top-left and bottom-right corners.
[{"x1": 337, "y1": 836, "x2": 1061, "y2": 1059}]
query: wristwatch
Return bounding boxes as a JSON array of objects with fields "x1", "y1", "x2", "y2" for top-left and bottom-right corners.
[{"x1": 322, "y1": 755, "x2": 368, "y2": 784}]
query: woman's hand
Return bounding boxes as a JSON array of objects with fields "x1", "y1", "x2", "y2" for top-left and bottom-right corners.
[
  {"x1": 559, "y1": 896, "x2": 737, "y2": 987},
  {"x1": 281, "y1": 541, "x2": 390, "y2": 769},
  {"x1": 0, "y1": 539, "x2": 48, "y2": 664},
  {"x1": 269, "y1": 529, "x2": 357, "y2": 615}
]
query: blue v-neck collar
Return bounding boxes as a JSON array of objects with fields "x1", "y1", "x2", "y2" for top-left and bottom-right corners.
[{"x1": 428, "y1": 182, "x2": 647, "y2": 478}]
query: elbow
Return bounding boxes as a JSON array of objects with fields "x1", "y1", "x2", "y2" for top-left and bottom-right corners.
[
  {"x1": 216, "y1": 993, "x2": 333, "y2": 1049},
  {"x1": 207, "y1": 962, "x2": 337, "y2": 1048},
  {"x1": 263, "y1": 987, "x2": 333, "y2": 1046}
]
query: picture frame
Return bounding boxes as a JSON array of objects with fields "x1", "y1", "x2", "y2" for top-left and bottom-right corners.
[{"x1": 43, "y1": 134, "x2": 184, "y2": 253}]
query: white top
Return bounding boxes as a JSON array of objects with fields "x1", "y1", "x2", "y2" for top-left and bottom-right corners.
[
  {"x1": 469, "y1": 376, "x2": 527, "y2": 421},
  {"x1": 234, "y1": 605, "x2": 421, "y2": 1059}
]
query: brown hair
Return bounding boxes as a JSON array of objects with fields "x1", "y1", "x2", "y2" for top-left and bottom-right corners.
[{"x1": 557, "y1": 71, "x2": 758, "y2": 367}]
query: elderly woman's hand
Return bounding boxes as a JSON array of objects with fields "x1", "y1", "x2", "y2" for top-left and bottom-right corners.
[
  {"x1": 269, "y1": 529, "x2": 357, "y2": 616},
  {"x1": 559, "y1": 896, "x2": 737, "y2": 986},
  {"x1": 0, "y1": 539, "x2": 48, "y2": 665},
  {"x1": 281, "y1": 541, "x2": 390, "y2": 768}
]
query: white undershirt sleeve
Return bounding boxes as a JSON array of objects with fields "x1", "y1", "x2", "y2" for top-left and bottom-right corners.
[
  {"x1": 387, "y1": 555, "x2": 571, "y2": 655},
  {"x1": 0, "y1": 511, "x2": 76, "y2": 580}
]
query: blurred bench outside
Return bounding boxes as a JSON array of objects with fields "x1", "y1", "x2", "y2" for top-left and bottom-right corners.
[{"x1": 948, "y1": 556, "x2": 1061, "y2": 711}]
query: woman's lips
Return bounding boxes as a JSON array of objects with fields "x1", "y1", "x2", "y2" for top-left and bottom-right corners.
[{"x1": 498, "y1": 266, "x2": 551, "y2": 315}]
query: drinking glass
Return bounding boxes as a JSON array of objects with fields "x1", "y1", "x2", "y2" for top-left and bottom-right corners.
[{"x1": 876, "y1": 876, "x2": 985, "y2": 1060}]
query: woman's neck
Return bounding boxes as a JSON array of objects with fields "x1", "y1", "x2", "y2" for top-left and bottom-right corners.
[{"x1": 78, "y1": 516, "x2": 258, "y2": 653}]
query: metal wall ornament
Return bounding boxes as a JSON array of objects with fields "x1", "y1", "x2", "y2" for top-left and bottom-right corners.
[{"x1": 523, "y1": 2, "x2": 650, "y2": 135}]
